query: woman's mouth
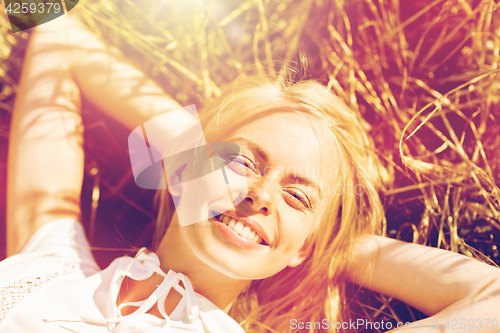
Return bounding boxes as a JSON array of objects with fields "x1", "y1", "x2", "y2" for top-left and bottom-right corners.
[{"x1": 212, "y1": 212, "x2": 269, "y2": 246}]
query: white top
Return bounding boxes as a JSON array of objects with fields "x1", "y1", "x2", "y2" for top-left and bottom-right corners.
[{"x1": 0, "y1": 219, "x2": 245, "y2": 332}]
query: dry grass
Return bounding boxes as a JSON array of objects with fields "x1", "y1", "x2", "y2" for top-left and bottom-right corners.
[{"x1": 1, "y1": 0, "x2": 500, "y2": 331}]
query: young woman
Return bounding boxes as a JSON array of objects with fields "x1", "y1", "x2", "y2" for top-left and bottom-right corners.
[{"x1": 1, "y1": 12, "x2": 500, "y2": 333}]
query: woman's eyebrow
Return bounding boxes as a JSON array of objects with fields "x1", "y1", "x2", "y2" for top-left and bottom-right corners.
[
  {"x1": 288, "y1": 175, "x2": 322, "y2": 200},
  {"x1": 229, "y1": 137, "x2": 269, "y2": 162}
]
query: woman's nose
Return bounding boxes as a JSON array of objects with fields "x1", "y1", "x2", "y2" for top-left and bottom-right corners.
[{"x1": 244, "y1": 180, "x2": 274, "y2": 215}]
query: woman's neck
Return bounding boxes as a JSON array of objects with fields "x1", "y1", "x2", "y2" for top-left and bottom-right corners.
[{"x1": 116, "y1": 272, "x2": 183, "y2": 317}]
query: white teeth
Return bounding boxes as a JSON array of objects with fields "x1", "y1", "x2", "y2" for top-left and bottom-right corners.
[
  {"x1": 240, "y1": 226, "x2": 251, "y2": 238},
  {"x1": 217, "y1": 214, "x2": 263, "y2": 244},
  {"x1": 233, "y1": 221, "x2": 244, "y2": 234}
]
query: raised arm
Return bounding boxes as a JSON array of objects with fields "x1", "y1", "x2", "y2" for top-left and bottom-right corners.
[
  {"x1": 7, "y1": 13, "x2": 190, "y2": 255},
  {"x1": 348, "y1": 235, "x2": 500, "y2": 332}
]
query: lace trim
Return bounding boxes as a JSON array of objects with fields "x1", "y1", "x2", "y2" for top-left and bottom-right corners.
[{"x1": 0, "y1": 261, "x2": 79, "y2": 323}]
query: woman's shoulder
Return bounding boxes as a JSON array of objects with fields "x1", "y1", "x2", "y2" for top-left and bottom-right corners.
[
  {"x1": 1, "y1": 217, "x2": 101, "y2": 282},
  {"x1": 0, "y1": 251, "x2": 86, "y2": 324},
  {"x1": 0, "y1": 218, "x2": 101, "y2": 325}
]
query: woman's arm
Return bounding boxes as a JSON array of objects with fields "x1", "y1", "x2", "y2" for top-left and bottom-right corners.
[
  {"x1": 7, "y1": 13, "x2": 190, "y2": 255},
  {"x1": 54, "y1": 14, "x2": 185, "y2": 131},
  {"x1": 6, "y1": 16, "x2": 84, "y2": 256},
  {"x1": 348, "y1": 235, "x2": 500, "y2": 332}
]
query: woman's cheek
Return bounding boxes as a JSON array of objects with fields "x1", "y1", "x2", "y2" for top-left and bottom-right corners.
[
  {"x1": 174, "y1": 170, "x2": 232, "y2": 227},
  {"x1": 279, "y1": 213, "x2": 312, "y2": 251},
  {"x1": 221, "y1": 165, "x2": 250, "y2": 205}
]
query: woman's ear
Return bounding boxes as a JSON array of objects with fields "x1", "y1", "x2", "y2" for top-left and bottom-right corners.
[{"x1": 288, "y1": 245, "x2": 310, "y2": 268}]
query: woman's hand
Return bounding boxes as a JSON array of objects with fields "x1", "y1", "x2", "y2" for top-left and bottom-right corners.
[
  {"x1": 7, "y1": 12, "x2": 190, "y2": 255},
  {"x1": 347, "y1": 235, "x2": 500, "y2": 332}
]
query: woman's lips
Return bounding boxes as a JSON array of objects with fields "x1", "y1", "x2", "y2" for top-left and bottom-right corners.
[
  {"x1": 217, "y1": 214, "x2": 263, "y2": 243},
  {"x1": 213, "y1": 210, "x2": 271, "y2": 245},
  {"x1": 211, "y1": 215, "x2": 269, "y2": 250}
]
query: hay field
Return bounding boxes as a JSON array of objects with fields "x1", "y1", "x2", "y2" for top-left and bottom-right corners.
[{"x1": 1, "y1": 0, "x2": 499, "y2": 331}]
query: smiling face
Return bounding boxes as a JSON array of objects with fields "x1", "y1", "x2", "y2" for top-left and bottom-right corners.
[{"x1": 167, "y1": 111, "x2": 340, "y2": 280}]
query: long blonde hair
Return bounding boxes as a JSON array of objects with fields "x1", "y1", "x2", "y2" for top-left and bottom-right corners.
[{"x1": 154, "y1": 73, "x2": 385, "y2": 332}]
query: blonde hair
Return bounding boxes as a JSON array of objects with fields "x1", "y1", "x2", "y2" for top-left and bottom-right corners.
[{"x1": 154, "y1": 73, "x2": 385, "y2": 332}]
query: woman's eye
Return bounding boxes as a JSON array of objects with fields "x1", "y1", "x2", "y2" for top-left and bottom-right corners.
[
  {"x1": 283, "y1": 190, "x2": 310, "y2": 210},
  {"x1": 223, "y1": 155, "x2": 257, "y2": 176}
]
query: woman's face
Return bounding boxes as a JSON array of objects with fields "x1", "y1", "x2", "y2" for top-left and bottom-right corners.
[{"x1": 171, "y1": 111, "x2": 339, "y2": 279}]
